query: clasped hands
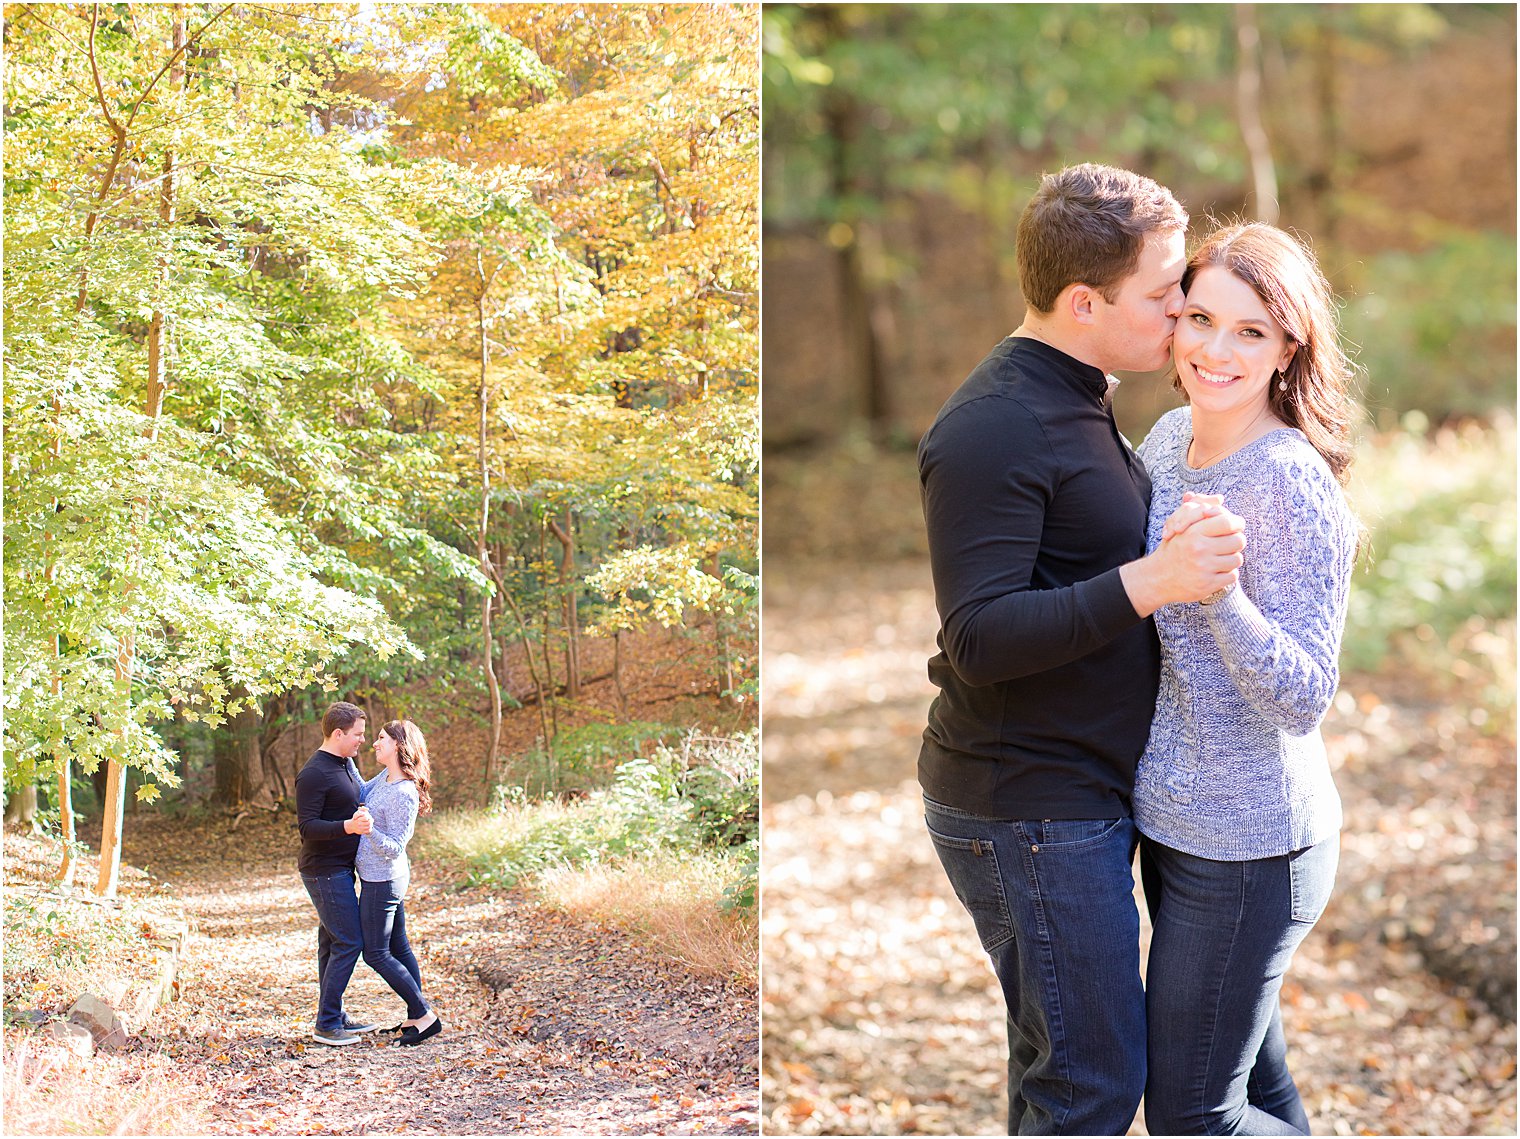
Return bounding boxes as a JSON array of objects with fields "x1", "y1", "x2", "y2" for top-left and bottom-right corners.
[
  {"x1": 344, "y1": 805, "x2": 373, "y2": 835},
  {"x1": 1120, "y1": 490, "x2": 1247, "y2": 618},
  {"x1": 1158, "y1": 491, "x2": 1246, "y2": 601}
]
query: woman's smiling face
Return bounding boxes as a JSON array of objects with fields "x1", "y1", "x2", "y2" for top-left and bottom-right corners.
[{"x1": 1174, "y1": 266, "x2": 1297, "y2": 418}]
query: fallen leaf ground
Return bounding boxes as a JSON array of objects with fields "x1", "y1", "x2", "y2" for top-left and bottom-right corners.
[
  {"x1": 100, "y1": 806, "x2": 758, "y2": 1136},
  {"x1": 760, "y1": 554, "x2": 1517, "y2": 1137},
  {"x1": 7, "y1": 624, "x2": 758, "y2": 1136}
]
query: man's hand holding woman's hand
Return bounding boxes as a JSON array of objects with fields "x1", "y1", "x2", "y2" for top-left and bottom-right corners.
[
  {"x1": 1161, "y1": 492, "x2": 1227, "y2": 545},
  {"x1": 344, "y1": 805, "x2": 373, "y2": 835},
  {"x1": 1120, "y1": 492, "x2": 1246, "y2": 618}
]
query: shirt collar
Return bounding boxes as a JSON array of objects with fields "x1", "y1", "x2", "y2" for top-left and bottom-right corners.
[{"x1": 1007, "y1": 335, "x2": 1115, "y2": 404}]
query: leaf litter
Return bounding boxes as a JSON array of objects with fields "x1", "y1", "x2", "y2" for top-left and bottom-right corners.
[
  {"x1": 109, "y1": 809, "x2": 757, "y2": 1135},
  {"x1": 761, "y1": 556, "x2": 1516, "y2": 1136}
]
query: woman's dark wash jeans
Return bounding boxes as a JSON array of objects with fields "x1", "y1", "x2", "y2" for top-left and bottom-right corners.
[
  {"x1": 1140, "y1": 834, "x2": 1338, "y2": 1136},
  {"x1": 359, "y1": 876, "x2": 429, "y2": 1020},
  {"x1": 924, "y1": 795, "x2": 1146, "y2": 1135}
]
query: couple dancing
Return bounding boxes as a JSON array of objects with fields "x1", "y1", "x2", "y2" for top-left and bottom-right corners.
[
  {"x1": 919, "y1": 164, "x2": 1359, "y2": 1134},
  {"x1": 295, "y1": 702, "x2": 443, "y2": 1047}
]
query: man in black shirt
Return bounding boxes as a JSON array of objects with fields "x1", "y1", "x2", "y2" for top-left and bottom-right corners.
[
  {"x1": 918, "y1": 164, "x2": 1245, "y2": 1133},
  {"x1": 296, "y1": 701, "x2": 379, "y2": 1046}
]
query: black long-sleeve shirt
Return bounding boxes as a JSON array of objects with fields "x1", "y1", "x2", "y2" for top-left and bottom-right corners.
[
  {"x1": 296, "y1": 748, "x2": 363, "y2": 876},
  {"x1": 917, "y1": 336, "x2": 1160, "y2": 818}
]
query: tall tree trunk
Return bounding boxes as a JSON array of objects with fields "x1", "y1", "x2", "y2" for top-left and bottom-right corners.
[
  {"x1": 49, "y1": 388, "x2": 76, "y2": 884},
  {"x1": 77, "y1": 4, "x2": 129, "y2": 892},
  {"x1": 475, "y1": 259, "x2": 503, "y2": 788},
  {"x1": 1313, "y1": 20, "x2": 1342, "y2": 243},
  {"x1": 99, "y1": 8, "x2": 186, "y2": 899},
  {"x1": 213, "y1": 686, "x2": 264, "y2": 806},
  {"x1": 538, "y1": 521, "x2": 560, "y2": 745},
  {"x1": 5, "y1": 785, "x2": 41, "y2": 832},
  {"x1": 818, "y1": 6, "x2": 890, "y2": 438},
  {"x1": 548, "y1": 510, "x2": 581, "y2": 698},
  {"x1": 708, "y1": 553, "x2": 736, "y2": 704},
  {"x1": 612, "y1": 627, "x2": 629, "y2": 719},
  {"x1": 1235, "y1": 3, "x2": 1279, "y2": 225}
]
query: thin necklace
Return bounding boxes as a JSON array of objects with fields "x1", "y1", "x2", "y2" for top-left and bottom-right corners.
[{"x1": 1189, "y1": 406, "x2": 1271, "y2": 469}]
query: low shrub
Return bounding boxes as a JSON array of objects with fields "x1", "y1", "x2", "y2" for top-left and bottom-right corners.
[
  {"x1": 508, "y1": 720, "x2": 683, "y2": 798},
  {"x1": 2, "y1": 890, "x2": 168, "y2": 1019},
  {"x1": 425, "y1": 730, "x2": 759, "y2": 978},
  {"x1": 1342, "y1": 416, "x2": 1516, "y2": 730},
  {"x1": 431, "y1": 729, "x2": 761, "y2": 906},
  {"x1": 1341, "y1": 235, "x2": 1516, "y2": 426}
]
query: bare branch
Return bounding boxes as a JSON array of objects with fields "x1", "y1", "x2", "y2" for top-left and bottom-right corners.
[
  {"x1": 9, "y1": 4, "x2": 89, "y2": 55},
  {"x1": 87, "y1": 5, "x2": 127, "y2": 141},
  {"x1": 122, "y1": 3, "x2": 236, "y2": 133}
]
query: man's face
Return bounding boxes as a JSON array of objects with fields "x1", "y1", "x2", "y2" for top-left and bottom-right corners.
[
  {"x1": 1090, "y1": 229, "x2": 1186, "y2": 374},
  {"x1": 332, "y1": 720, "x2": 366, "y2": 758}
]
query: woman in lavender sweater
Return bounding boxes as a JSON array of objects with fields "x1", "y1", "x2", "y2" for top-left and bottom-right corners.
[
  {"x1": 1137, "y1": 223, "x2": 1360, "y2": 1134},
  {"x1": 359, "y1": 719, "x2": 441, "y2": 1045}
]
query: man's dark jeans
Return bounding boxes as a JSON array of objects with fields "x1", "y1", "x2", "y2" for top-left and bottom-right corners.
[
  {"x1": 925, "y1": 796, "x2": 1146, "y2": 1135},
  {"x1": 301, "y1": 868, "x2": 364, "y2": 1033},
  {"x1": 359, "y1": 877, "x2": 428, "y2": 1020}
]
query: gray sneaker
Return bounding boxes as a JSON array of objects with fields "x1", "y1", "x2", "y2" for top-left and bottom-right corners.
[
  {"x1": 312, "y1": 1027, "x2": 363, "y2": 1046},
  {"x1": 343, "y1": 1015, "x2": 379, "y2": 1034}
]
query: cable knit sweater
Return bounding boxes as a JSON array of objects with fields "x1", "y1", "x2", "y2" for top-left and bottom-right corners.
[
  {"x1": 356, "y1": 771, "x2": 418, "y2": 888},
  {"x1": 1134, "y1": 407, "x2": 1357, "y2": 860}
]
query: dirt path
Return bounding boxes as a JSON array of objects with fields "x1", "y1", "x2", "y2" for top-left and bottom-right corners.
[
  {"x1": 121, "y1": 813, "x2": 758, "y2": 1135},
  {"x1": 760, "y1": 557, "x2": 1516, "y2": 1136}
]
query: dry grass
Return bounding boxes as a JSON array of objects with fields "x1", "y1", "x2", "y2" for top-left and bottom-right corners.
[
  {"x1": 2, "y1": 1031, "x2": 213, "y2": 1135},
  {"x1": 2, "y1": 831, "x2": 210, "y2": 1135},
  {"x1": 535, "y1": 851, "x2": 758, "y2": 984},
  {"x1": 425, "y1": 797, "x2": 584, "y2": 859},
  {"x1": 2, "y1": 832, "x2": 184, "y2": 1020}
]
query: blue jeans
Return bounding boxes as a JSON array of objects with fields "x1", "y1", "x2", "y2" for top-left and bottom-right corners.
[
  {"x1": 1140, "y1": 835, "x2": 1338, "y2": 1136},
  {"x1": 359, "y1": 876, "x2": 429, "y2": 1020},
  {"x1": 924, "y1": 796, "x2": 1146, "y2": 1135},
  {"x1": 301, "y1": 869, "x2": 364, "y2": 1033}
]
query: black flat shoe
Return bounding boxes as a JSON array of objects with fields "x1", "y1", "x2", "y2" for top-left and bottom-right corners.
[
  {"x1": 397, "y1": 1017, "x2": 442, "y2": 1046},
  {"x1": 380, "y1": 1023, "x2": 408, "y2": 1034}
]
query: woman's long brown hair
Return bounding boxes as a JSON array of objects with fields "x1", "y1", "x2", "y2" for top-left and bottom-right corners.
[
  {"x1": 1175, "y1": 222, "x2": 1361, "y2": 486},
  {"x1": 382, "y1": 719, "x2": 432, "y2": 815}
]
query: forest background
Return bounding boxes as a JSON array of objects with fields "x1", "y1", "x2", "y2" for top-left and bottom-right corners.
[
  {"x1": 4, "y1": 6, "x2": 760, "y2": 1132},
  {"x1": 760, "y1": 4, "x2": 1516, "y2": 1136},
  {"x1": 5, "y1": 0, "x2": 758, "y2": 887}
]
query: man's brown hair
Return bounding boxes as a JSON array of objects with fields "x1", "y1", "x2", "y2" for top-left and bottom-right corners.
[
  {"x1": 322, "y1": 701, "x2": 365, "y2": 738},
  {"x1": 1016, "y1": 163, "x2": 1188, "y2": 314}
]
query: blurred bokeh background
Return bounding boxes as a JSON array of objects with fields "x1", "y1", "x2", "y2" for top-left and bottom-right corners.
[
  {"x1": 763, "y1": 2, "x2": 1514, "y2": 447},
  {"x1": 759, "y1": 4, "x2": 1516, "y2": 1135}
]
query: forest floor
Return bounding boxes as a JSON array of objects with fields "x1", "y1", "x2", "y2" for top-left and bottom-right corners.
[
  {"x1": 4, "y1": 629, "x2": 759, "y2": 1135},
  {"x1": 759, "y1": 549, "x2": 1516, "y2": 1137},
  {"x1": 134, "y1": 813, "x2": 756, "y2": 1135}
]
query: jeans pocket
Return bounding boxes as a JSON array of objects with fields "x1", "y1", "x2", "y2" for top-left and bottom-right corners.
[
  {"x1": 1024, "y1": 817, "x2": 1124, "y2": 850},
  {"x1": 1287, "y1": 838, "x2": 1338, "y2": 924},
  {"x1": 925, "y1": 823, "x2": 1015, "y2": 952}
]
